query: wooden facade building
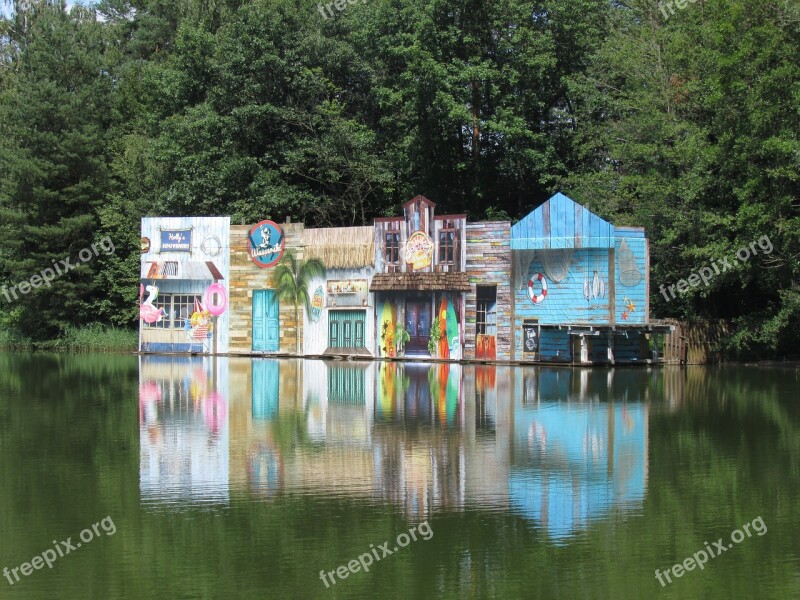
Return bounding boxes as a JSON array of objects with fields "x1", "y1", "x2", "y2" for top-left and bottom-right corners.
[
  {"x1": 139, "y1": 217, "x2": 230, "y2": 353},
  {"x1": 140, "y1": 193, "x2": 670, "y2": 364},
  {"x1": 510, "y1": 193, "x2": 671, "y2": 363}
]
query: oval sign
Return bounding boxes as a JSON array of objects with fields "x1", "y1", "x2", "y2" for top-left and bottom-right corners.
[
  {"x1": 248, "y1": 220, "x2": 285, "y2": 268},
  {"x1": 405, "y1": 231, "x2": 433, "y2": 270},
  {"x1": 310, "y1": 286, "x2": 324, "y2": 323}
]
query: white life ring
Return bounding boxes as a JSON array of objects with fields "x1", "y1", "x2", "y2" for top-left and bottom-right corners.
[{"x1": 528, "y1": 273, "x2": 548, "y2": 304}]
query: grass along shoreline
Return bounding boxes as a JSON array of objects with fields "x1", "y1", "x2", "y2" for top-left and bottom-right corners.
[{"x1": 0, "y1": 324, "x2": 137, "y2": 353}]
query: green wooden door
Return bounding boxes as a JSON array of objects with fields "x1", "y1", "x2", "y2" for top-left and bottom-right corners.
[{"x1": 328, "y1": 310, "x2": 366, "y2": 349}]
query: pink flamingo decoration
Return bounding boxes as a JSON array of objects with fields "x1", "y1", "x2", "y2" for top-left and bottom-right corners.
[
  {"x1": 139, "y1": 284, "x2": 167, "y2": 324},
  {"x1": 138, "y1": 381, "x2": 162, "y2": 424}
]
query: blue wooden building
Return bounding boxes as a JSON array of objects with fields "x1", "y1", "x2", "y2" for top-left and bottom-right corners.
[{"x1": 511, "y1": 193, "x2": 670, "y2": 364}]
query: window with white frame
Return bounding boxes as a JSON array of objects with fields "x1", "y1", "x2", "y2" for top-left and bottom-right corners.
[{"x1": 143, "y1": 294, "x2": 203, "y2": 329}]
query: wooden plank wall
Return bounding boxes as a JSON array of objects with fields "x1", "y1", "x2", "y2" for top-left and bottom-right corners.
[
  {"x1": 433, "y1": 216, "x2": 467, "y2": 273},
  {"x1": 663, "y1": 319, "x2": 730, "y2": 364},
  {"x1": 376, "y1": 200, "x2": 466, "y2": 275},
  {"x1": 613, "y1": 228, "x2": 648, "y2": 324},
  {"x1": 536, "y1": 330, "x2": 572, "y2": 362},
  {"x1": 403, "y1": 196, "x2": 434, "y2": 254},
  {"x1": 614, "y1": 331, "x2": 645, "y2": 362},
  {"x1": 229, "y1": 223, "x2": 305, "y2": 354},
  {"x1": 511, "y1": 232, "x2": 648, "y2": 337},
  {"x1": 513, "y1": 247, "x2": 612, "y2": 330},
  {"x1": 510, "y1": 192, "x2": 615, "y2": 250},
  {"x1": 140, "y1": 217, "x2": 231, "y2": 353},
  {"x1": 302, "y1": 266, "x2": 377, "y2": 356},
  {"x1": 402, "y1": 197, "x2": 434, "y2": 273},
  {"x1": 464, "y1": 221, "x2": 511, "y2": 360},
  {"x1": 589, "y1": 332, "x2": 612, "y2": 364},
  {"x1": 374, "y1": 218, "x2": 404, "y2": 274}
]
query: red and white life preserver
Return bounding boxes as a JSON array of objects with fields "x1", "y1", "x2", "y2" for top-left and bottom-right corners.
[{"x1": 527, "y1": 273, "x2": 548, "y2": 304}]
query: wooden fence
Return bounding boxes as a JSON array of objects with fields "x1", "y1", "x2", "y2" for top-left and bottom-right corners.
[{"x1": 662, "y1": 319, "x2": 731, "y2": 364}]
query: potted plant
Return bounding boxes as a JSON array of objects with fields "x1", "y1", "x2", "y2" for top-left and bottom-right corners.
[
  {"x1": 427, "y1": 317, "x2": 443, "y2": 358},
  {"x1": 394, "y1": 325, "x2": 410, "y2": 357}
]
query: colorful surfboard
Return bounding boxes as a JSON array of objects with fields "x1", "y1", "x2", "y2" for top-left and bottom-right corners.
[
  {"x1": 378, "y1": 362, "x2": 396, "y2": 416},
  {"x1": 390, "y1": 302, "x2": 398, "y2": 357},
  {"x1": 380, "y1": 301, "x2": 395, "y2": 357},
  {"x1": 438, "y1": 297, "x2": 449, "y2": 359},
  {"x1": 428, "y1": 363, "x2": 448, "y2": 424},
  {"x1": 446, "y1": 296, "x2": 458, "y2": 359},
  {"x1": 445, "y1": 364, "x2": 459, "y2": 425}
]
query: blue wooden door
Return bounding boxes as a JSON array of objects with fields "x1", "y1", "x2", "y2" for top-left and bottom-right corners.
[
  {"x1": 253, "y1": 290, "x2": 279, "y2": 352},
  {"x1": 252, "y1": 359, "x2": 280, "y2": 420}
]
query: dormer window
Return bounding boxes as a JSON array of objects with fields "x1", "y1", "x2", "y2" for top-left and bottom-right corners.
[
  {"x1": 439, "y1": 226, "x2": 456, "y2": 264},
  {"x1": 385, "y1": 232, "x2": 400, "y2": 264}
]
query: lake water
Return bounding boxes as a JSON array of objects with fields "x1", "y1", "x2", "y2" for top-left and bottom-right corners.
[{"x1": 0, "y1": 353, "x2": 798, "y2": 599}]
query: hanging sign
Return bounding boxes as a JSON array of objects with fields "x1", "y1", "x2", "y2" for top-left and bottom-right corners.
[
  {"x1": 523, "y1": 320, "x2": 539, "y2": 354},
  {"x1": 310, "y1": 286, "x2": 324, "y2": 323},
  {"x1": 159, "y1": 228, "x2": 192, "y2": 253},
  {"x1": 326, "y1": 280, "x2": 368, "y2": 295},
  {"x1": 248, "y1": 220, "x2": 285, "y2": 268},
  {"x1": 405, "y1": 231, "x2": 433, "y2": 270}
]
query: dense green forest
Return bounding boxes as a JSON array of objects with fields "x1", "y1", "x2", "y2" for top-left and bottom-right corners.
[{"x1": 0, "y1": 0, "x2": 798, "y2": 356}]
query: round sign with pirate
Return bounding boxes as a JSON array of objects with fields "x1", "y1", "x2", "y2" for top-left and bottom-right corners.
[{"x1": 248, "y1": 220, "x2": 285, "y2": 268}]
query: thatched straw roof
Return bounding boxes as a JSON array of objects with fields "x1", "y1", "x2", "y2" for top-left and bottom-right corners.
[{"x1": 303, "y1": 226, "x2": 375, "y2": 269}]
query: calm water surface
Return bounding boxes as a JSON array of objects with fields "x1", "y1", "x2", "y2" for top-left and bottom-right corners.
[{"x1": 0, "y1": 353, "x2": 798, "y2": 599}]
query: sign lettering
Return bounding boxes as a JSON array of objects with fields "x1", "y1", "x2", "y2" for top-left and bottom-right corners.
[
  {"x1": 405, "y1": 231, "x2": 433, "y2": 270},
  {"x1": 159, "y1": 229, "x2": 192, "y2": 253},
  {"x1": 248, "y1": 220, "x2": 285, "y2": 268}
]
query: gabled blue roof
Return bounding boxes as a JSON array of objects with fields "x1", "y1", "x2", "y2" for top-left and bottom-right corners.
[{"x1": 511, "y1": 193, "x2": 615, "y2": 250}]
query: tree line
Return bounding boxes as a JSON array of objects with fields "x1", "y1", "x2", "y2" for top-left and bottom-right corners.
[{"x1": 1, "y1": 0, "x2": 798, "y2": 356}]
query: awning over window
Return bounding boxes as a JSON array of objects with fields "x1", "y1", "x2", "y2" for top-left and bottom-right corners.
[
  {"x1": 369, "y1": 272, "x2": 470, "y2": 292},
  {"x1": 140, "y1": 261, "x2": 224, "y2": 281}
]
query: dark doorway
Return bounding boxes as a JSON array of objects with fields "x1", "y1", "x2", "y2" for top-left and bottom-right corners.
[{"x1": 405, "y1": 300, "x2": 432, "y2": 353}]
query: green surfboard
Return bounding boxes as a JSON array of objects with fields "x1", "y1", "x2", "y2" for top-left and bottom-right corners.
[{"x1": 446, "y1": 296, "x2": 458, "y2": 358}]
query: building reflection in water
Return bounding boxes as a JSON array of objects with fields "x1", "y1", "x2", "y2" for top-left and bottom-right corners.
[
  {"x1": 138, "y1": 356, "x2": 230, "y2": 505},
  {"x1": 510, "y1": 368, "x2": 648, "y2": 540},
  {"x1": 140, "y1": 357, "x2": 650, "y2": 539}
]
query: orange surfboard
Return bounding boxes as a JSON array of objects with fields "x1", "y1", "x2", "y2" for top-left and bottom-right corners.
[{"x1": 438, "y1": 297, "x2": 449, "y2": 359}]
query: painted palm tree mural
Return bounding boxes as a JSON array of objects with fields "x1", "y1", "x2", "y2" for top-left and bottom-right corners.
[{"x1": 274, "y1": 250, "x2": 326, "y2": 353}]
